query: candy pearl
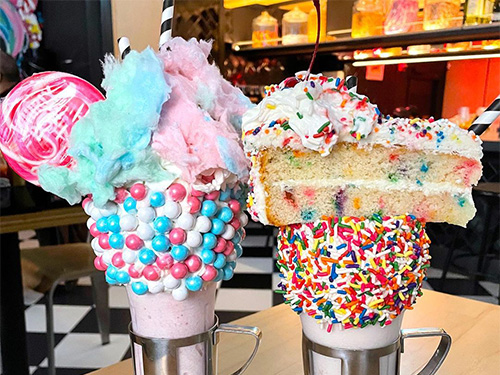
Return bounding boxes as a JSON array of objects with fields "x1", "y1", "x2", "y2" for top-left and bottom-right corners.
[
  {"x1": 168, "y1": 183, "x2": 187, "y2": 202},
  {"x1": 91, "y1": 238, "x2": 103, "y2": 255},
  {"x1": 201, "y1": 200, "x2": 217, "y2": 217},
  {"x1": 214, "y1": 269, "x2": 224, "y2": 282},
  {"x1": 169, "y1": 228, "x2": 186, "y2": 245},
  {"x1": 172, "y1": 285, "x2": 189, "y2": 301},
  {"x1": 148, "y1": 281, "x2": 164, "y2": 294},
  {"x1": 114, "y1": 187, "x2": 128, "y2": 203},
  {"x1": 139, "y1": 249, "x2": 157, "y2": 265},
  {"x1": 98, "y1": 234, "x2": 111, "y2": 250},
  {"x1": 227, "y1": 252, "x2": 237, "y2": 262},
  {"x1": 137, "y1": 223, "x2": 155, "y2": 241},
  {"x1": 130, "y1": 183, "x2": 147, "y2": 200},
  {"x1": 194, "y1": 216, "x2": 212, "y2": 233},
  {"x1": 185, "y1": 255, "x2": 202, "y2": 272},
  {"x1": 205, "y1": 191, "x2": 220, "y2": 201},
  {"x1": 115, "y1": 270, "x2": 131, "y2": 284},
  {"x1": 170, "y1": 263, "x2": 188, "y2": 279},
  {"x1": 122, "y1": 249, "x2": 138, "y2": 264},
  {"x1": 111, "y1": 252, "x2": 125, "y2": 268},
  {"x1": 210, "y1": 218, "x2": 225, "y2": 236},
  {"x1": 106, "y1": 275, "x2": 118, "y2": 285},
  {"x1": 106, "y1": 266, "x2": 117, "y2": 279},
  {"x1": 131, "y1": 281, "x2": 148, "y2": 295},
  {"x1": 234, "y1": 243, "x2": 243, "y2": 258},
  {"x1": 163, "y1": 274, "x2": 181, "y2": 289},
  {"x1": 217, "y1": 207, "x2": 234, "y2": 223},
  {"x1": 229, "y1": 217, "x2": 241, "y2": 230},
  {"x1": 99, "y1": 202, "x2": 118, "y2": 217},
  {"x1": 154, "y1": 216, "x2": 172, "y2": 233},
  {"x1": 223, "y1": 241, "x2": 234, "y2": 256},
  {"x1": 202, "y1": 265, "x2": 217, "y2": 281},
  {"x1": 221, "y1": 225, "x2": 236, "y2": 240},
  {"x1": 102, "y1": 250, "x2": 113, "y2": 265},
  {"x1": 90, "y1": 207, "x2": 103, "y2": 221},
  {"x1": 200, "y1": 248, "x2": 216, "y2": 264},
  {"x1": 222, "y1": 264, "x2": 234, "y2": 281},
  {"x1": 219, "y1": 189, "x2": 231, "y2": 201},
  {"x1": 177, "y1": 213, "x2": 195, "y2": 231},
  {"x1": 213, "y1": 238, "x2": 227, "y2": 253},
  {"x1": 202, "y1": 233, "x2": 217, "y2": 249},
  {"x1": 157, "y1": 254, "x2": 174, "y2": 270},
  {"x1": 186, "y1": 231, "x2": 203, "y2": 248},
  {"x1": 84, "y1": 200, "x2": 94, "y2": 215},
  {"x1": 120, "y1": 215, "x2": 138, "y2": 232},
  {"x1": 152, "y1": 235, "x2": 171, "y2": 252},
  {"x1": 143, "y1": 265, "x2": 160, "y2": 281},
  {"x1": 213, "y1": 253, "x2": 226, "y2": 269},
  {"x1": 227, "y1": 261, "x2": 236, "y2": 270},
  {"x1": 231, "y1": 230, "x2": 242, "y2": 244},
  {"x1": 109, "y1": 233, "x2": 125, "y2": 249},
  {"x1": 138, "y1": 207, "x2": 156, "y2": 223},
  {"x1": 107, "y1": 214, "x2": 121, "y2": 233},
  {"x1": 239, "y1": 213, "x2": 249, "y2": 226},
  {"x1": 228, "y1": 200, "x2": 241, "y2": 214},
  {"x1": 150, "y1": 192, "x2": 166, "y2": 207},
  {"x1": 82, "y1": 197, "x2": 92, "y2": 211},
  {"x1": 191, "y1": 188, "x2": 205, "y2": 197},
  {"x1": 171, "y1": 245, "x2": 189, "y2": 261},
  {"x1": 185, "y1": 276, "x2": 203, "y2": 292},
  {"x1": 123, "y1": 197, "x2": 137, "y2": 213},
  {"x1": 125, "y1": 234, "x2": 144, "y2": 250},
  {"x1": 89, "y1": 223, "x2": 100, "y2": 238},
  {"x1": 96, "y1": 217, "x2": 109, "y2": 233},
  {"x1": 94, "y1": 256, "x2": 107, "y2": 271},
  {"x1": 129, "y1": 265, "x2": 142, "y2": 278},
  {"x1": 87, "y1": 217, "x2": 95, "y2": 230},
  {"x1": 187, "y1": 196, "x2": 202, "y2": 214},
  {"x1": 163, "y1": 201, "x2": 181, "y2": 219}
]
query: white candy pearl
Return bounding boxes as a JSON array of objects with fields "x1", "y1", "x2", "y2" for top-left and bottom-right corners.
[
  {"x1": 86, "y1": 218, "x2": 95, "y2": 230},
  {"x1": 172, "y1": 285, "x2": 188, "y2": 301},
  {"x1": 147, "y1": 281, "x2": 164, "y2": 294},
  {"x1": 91, "y1": 237, "x2": 103, "y2": 254},
  {"x1": 120, "y1": 215, "x2": 138, "y2": 231},
  {"x1": 186, "y1": 231, "x2": 203, "y2": 248},
  {"x1": 137, "y1": 191, "x2": 153, "y2": 208},
  {"x1": 163, "y1": 274, "x2": 181, "y2": 290},
  {"x1": 122, "y1": 248, "x2": 138, "y2": 264},
  {"x1": 194, "y1": 216, "x2": 212, "y2": 233},
  {"x1": 163, "y1": 201, "x2": 181, "y2": 219},
  {"x1": 137, "y1": 207, "x2": 156, "y2": 223},
  {"x1": 99, "y1": 201, "x2": 118, "y2": 216},
  {"x1": 102, "y1": 250, "x2": 113, "y2": 265},
  {"x1": 84, "y1": 201, "x2": 94, "y2": 215},
  {"x1": 221, "y1": 224, "x2": 236, "y2": 240},
  {"x1": 137, "y1": 222, "x2": 155, "y2": 240},
  {"x1": 239, "y1": 212, "x2": 249, "y2": 226},
  {"x1": 227, "y1": 251, "x2": 237, "y2": 262},
  {"x1": 177, "y1": 213, "x2": 195, "y2": 231},
  {"x1": 90, "y1": 207, "x2": 103, "y2": 221}
]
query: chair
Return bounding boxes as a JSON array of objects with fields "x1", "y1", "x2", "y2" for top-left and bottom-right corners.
[{"x1": 21, "y1": 243, "x2": 110, "y2": 375}]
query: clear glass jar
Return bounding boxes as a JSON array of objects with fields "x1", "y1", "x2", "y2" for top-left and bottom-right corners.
[
  {"x1": 352, "y1": 0, "x2": 386, "y2": 38},
  {"x1": 423, "y1": 0, "x2": 462, "y2": 30},
  {"x1": 252, "y1": 11, "x2": 279, "y2": 48},
  {"x1": 384, "y1": 0, "x2": 419, "y2": 34},
  {"x1": 282, "y1": 7, "x2": 308, "y2": 45}
]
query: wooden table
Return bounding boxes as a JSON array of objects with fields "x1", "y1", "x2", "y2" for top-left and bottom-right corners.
[
  {"x1": 0, "y1": 204, "x2": 87, "y2": 375},
  {"x1": 90, "y1": 290, "x2": 499, "y2": 375}
]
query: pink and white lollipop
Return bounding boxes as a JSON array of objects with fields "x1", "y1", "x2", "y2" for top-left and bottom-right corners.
[{"x1": 0, "y1": 72, "x2": 104, "y2": 185}]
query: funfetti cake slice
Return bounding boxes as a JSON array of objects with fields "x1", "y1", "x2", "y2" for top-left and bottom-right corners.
[{"x1": 242, "y1": 72, "x2": 483, "y2": 227}]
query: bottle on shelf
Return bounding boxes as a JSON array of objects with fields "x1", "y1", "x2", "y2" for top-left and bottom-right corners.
[
  {"x1": 252, "y1": 11, "x2": 279, "y2": 48},
  {"x1": 308, "y1": 0, "x2": 327, "y2": 43},
  {"x1": 464, "y1": 0, "x2": 495, "y2": 25},
  {"x1": 423, "y1": 0, "x2": 462, "y2": 30},
  {"x1": 351, "y1": 0, "x2": 386, "y2": 38},
  {"x1": 282, "y1": 7, "x2": 308, "y2": 45},
  {"x1": 482, "y1": 0, "x2": 500, "y2": 48}
]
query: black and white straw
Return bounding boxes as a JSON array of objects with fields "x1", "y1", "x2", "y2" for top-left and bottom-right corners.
[
  {"x1": 345, "y1": 76, "x2": 358, "y2": 93},
  {"x1": 468, "y1": 94, "x2": 500, "y2": 136},
  {"x1": 117, "y1": 37, "x2": 131, "y2": 60},
  {"x1": 159, "y1": 0, "x2": 174, "y2": 49}
]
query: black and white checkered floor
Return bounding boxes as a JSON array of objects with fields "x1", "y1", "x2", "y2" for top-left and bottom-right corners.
[{"x1": 21, "y1": 222, "x2": 499, "y2": 375}]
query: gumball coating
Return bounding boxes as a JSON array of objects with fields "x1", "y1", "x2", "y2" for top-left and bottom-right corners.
[
  {"x1": 227, "y1": 252, "x2": 237, "y2": 262},
  {"x1": 170, "y1": 263, "x2": 188, "y2": 279},
  {"x1": 130, "y1": 183, "x2": 147, "y2": 200},
  {"x1": 115, "y1": 270, "x2": 131, "y2": 284},
  {"x1": 200, "y1": 248, "x2": 216, "y2": 264},
  {"x1": 169, "y1": 228, "x2": 186, "y2": 245},
  {"x1": 221, "y1": 225, "x2": 236, "y2": 240},
  {"x1": 125, "y1": 234, "x2": 144, "y2": 250},
  {"x1": 168, "y1": 183, "x2": 187, "y2": 202},
  {"x1": 106, "y1": 275, "x2": 118, "y2": 285},
  {"x1": 214, "y1": 269, "x2": 224, "y2": 282},
  {"x1": 239, "y1": 213, "x2": 249, "y2": 226},
  {"x1": 194, "y1": 216, "x2": 212, "y2": 233},
  {"x1": 99, "y1": 202, "x2": 118, "y2": 217},
  {"x1": 187, "y1": 196, "x2": 201, "y2": 214},
  {"x1": 213, "y1": 238, "x2": 227, "y2": 253},
  {"x1": 234, "y1": 243, "x2": 243, "y2": 258},
  {"x1": 82, "y1": 197, "x2": 92, "y2": 210},
  {"x1": 148, "y1": 281, "x2": 164, "y2": 294},
  {"x1": 202, "y1": 233, "x2": 217, "y2": 249},
  {"x1": 201, "y1": 200, "x2": 217, "y2": 217},
  {"x1": 210, "y1": 218, "x2": 225, "y2": 235},
  {"x1": 157, "y1": 254, "x2": 174, "y2": 270},
  {"x1": 163, "y1": 201, "x2": 181, "y2": 219},
  {"x1": 223, "y1": 241, "x2": 234, "y2": 256},
  {"x1": 89, "y1": 223, "x2": 100, "y2": 237},
  {"x1": 163, "y1": 274, "x2": 181, "y2": 289},
  {"x1": 143, "y1": 265, "x2": 160, "y2": 281},
  {"x1": 122, "y1": 248, "x2": 138, "y2": 264},
  {"x1": 107, "y1": 214, "x2": 121, "y2": 233},
  {"x1": 222, "y1": 264, "x2": 234, "y2": 281},
  {"x1": 185, "y1": 276, "x2": 203, "y2": 292},
  {"x1": 229, "y1": 217, "x2": 241, "y2": 230},
  {"x1": 185, "y1": 255, "x2": 202, "y2": 272},
  {"x1": 177, "y1": 213, "x2": 195, "y2": 231},
  {"x1": 106, "y1": 266, "x2": 117, "y2": 279},
  {"x1": 202, "y1": 265, "x2": 217, "y2": 281},
  {"x1": 132, "y1": 281, "x2": 148, "y2": 295},
  {"x1": 153, "y1": 216, "x2": 172, "y2": 233},
  {"x1": 214, "y1": 253, "x2": 226, "y2": 269},
  {"x1": 172, "y1": 285, "x2": 189, "y2": 301},
  {"x1": 137, "y1": 223, "x2": 155, "y2": 240},
  {"x1": 102, "y1": 250, "x2": 113, "y2": 265},
  {"x1": 129, "y1": 265, "x2": 142, "y2": 278},
  {"x1": 152, "y1": 235, "x2": 170, "y2": 252},
  {"x1": 228, "y1": 200, "x2": 241, "y2": 213},
  {"x1": 191, "y1": 188, "x2": 205, "y2": 197},
  {"x1": 98, "y1": 234, "x2": 111, "y2": 250},
  {"x1": 111, "y1": 252, "x2": 125, "y2": 268},
  {"x1": 114, "y1": 188, "x2": 128, "y2": 203},
  {"x1": 96, "y1": 217, "x2": 109, "y2": 233},
  {"x1": 150, "y1": 192, "x2": 165, "y2": 207},
  {"x1": 171, "y1": 245, "x2": 189, "y2": 261},
  {"x1": 94, "y1": 256, "x2": 107, "y2": 271},
  {"x1": 91, "y1": 237, "x2": 103, "y2": 254},
  {"x1": 186, "y1": 231, "x2": 203, "y2": 248},
  {"x1": 120, "y1": 215, "x2": 138, "y2": 232},
  {"x1": 205, "y1": 191, "x2": 220, "y2": 201},
  {"x1": 139, "y1": 249, "x2": 157, "y2": 265},
  {"x1": 137, "y1": 207, "x2": 156, "y2": 223},
  {"x1": 123, "y1": 197, "x2": 137, "y2": 213},
  {"x1": 217, "y1": 207, "x2": 234, "y2": 223}
]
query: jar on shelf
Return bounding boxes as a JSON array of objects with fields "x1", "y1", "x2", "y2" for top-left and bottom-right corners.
[
  {"x1": 464, "y1": 0, "x2": 495, "y2": 25},
  {"x1": 384, "y1": 0, "x2": 419, "y2": 34},
  {"x1": 252, "y1": 11, "x2": 279, "y2": 48},
  {"x1": 423, "y1": 0, "x2": 462, "y2": 30},
  {"x1": 351, "y1": 0, "x2": 386, "y2": 38},
  {"x1": 282, "y1": 7, "x2": 308, "y2": 45},
  {"x1": 308, "y1": 0, "x2": 328, "y2": 43}
]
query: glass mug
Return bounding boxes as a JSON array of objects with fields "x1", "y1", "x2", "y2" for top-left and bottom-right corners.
[{"x1": 129, "y1": 315, "x2": 261, "y2": 375}]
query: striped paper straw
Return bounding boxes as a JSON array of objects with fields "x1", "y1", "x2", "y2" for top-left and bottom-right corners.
[
  {"x1": 345, "y1": 76, "x2": 358, "y2": 93},
  {"x1": 468, "y1": 94, "x2": 500, "y2": 135},
  {"x1": 117, "y1": 37, "x2": 131, "y2": 60},
  {"x1": 159, "y1": 0, "x2": 174, "y2": 49}
]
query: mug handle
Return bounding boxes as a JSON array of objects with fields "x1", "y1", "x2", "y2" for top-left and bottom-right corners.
[
  {"x1": 401, "y1": 328, "x2": 452, "y2": 375},
  {"x1": 216, "y1": 324, "x2": 262, "y2": 375}
]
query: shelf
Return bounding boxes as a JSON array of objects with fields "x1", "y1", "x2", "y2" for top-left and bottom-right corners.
[{"x1": 233, "y1": 24, "x2": 500, "y2": 57}]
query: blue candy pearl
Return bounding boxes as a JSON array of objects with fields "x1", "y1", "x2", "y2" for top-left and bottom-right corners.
[
  {"x1": 132, "y1": 281, "x2": 148, "y2": 295},
  {"x1": 201, "y1": 200, "x2": 217, "y2": 217},
  {"x1": 219, "y1": 189, "x2": 231, "y2": 201},
  {"x1": 154, "y1": 216, "x2": 172, "y2": 233},
  {"x1": 222, "y1": 264, "x2": 234, "y2": 281},
  {"x1": 139, "y1": 249, "x2": 157, "y2": 265},
  {"x1": 171, "y1": 245, "x2": 189, "y2": 261},
  {"x1": 213, "y1": 253, "x2": 226, "y2": 269},
  {"x1": 106, "y1": 266, "x2": 117, "y2": 279},
  {"x1": 210, "y1": 218, "x2": 225, "y2": 235},
  {"x1": 152, "y1": 235, "x2": 170, "y2": 252},
  {"x1": 105, "y1": 274, "x2": 118, "y2": 285},
  {"x1": 124, "y1": 197, "x2": 137, "y2": 213},
  {"x1": 217, "y1": 207, "x2": 234, "y2": 223},
  {"x1": 202, "y1": 233, "x2": 217, "y2": 249},
  {"x1": 234, "y1": 243, "x2": 243, "y2": 258},
  {"x1": 109, "y1": 233, "x2": 124, "y2": 249},
  {"x1": 214, "y1": 269, "x2": 224, "y2": 282},
  {"x1": 185, "y1": 276, "x2": 203, "y2": 292},
  {"x1": 200, "y1": 248, "x2": 216, "y2": 264},
  {"x1": 227, "y1": 261, "x2": 236, "y2": 270},
  {"x1": 107, "y1": 214, "x2": 121, "y2": 233},
  {"x1": 115, "y1": 270, "x2": 131, "y2": 284},
  {"x1": 150, "y1": 192, "x2": 166, "y2": 207},
  {"x1": 231, "y1": 229, "x2": 243, "y2": 244},
  {"x1": 96, "y1": 217, "x2": 109, "y2": 233}
]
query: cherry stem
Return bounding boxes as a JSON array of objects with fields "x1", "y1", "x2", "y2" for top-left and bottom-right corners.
[{"x1": 306, "y1": 0, "x2": 321, "y2": 79}]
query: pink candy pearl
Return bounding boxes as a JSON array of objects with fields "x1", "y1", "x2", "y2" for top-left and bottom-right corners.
[
  {"x1": 224, "y1": 241, "x2": 234, "y2": 256},
  {"x1": 213, "y1": 238, "x2": 227, "y2": 253},
  {"x1": 82, "y1": 197, "x2": 92, "y2": 210},
  {"x1": 191, "y1": 189, "x2": 205, "y2": 198},
  {"x1": 185, "y1": 255, "x2": 202, "y2": 272},
  {"x1": 168, "y1": 183, "x2": 187, "y2": 202},
  {"x1": 229, "y1": 217, "x2": 241, "y2": 230},
  {"x1": 205, "y1": 191, "x2": 220, "y2": 200},
  {"x1": 94, "y1": 256, "x2": 107, "y2": 271},
  {"x1": 129, "y1": 265, "x2": 142, "y2": 278},
  {"x1": 126, "y1": 234, "x2": 144, "y2": 250},
  {"x1": 187, "y1": 196, "x2": 202, "y2": 214},
  {"x1": 89, "y1": 223, "x2": 100, "y2": 237},
  {"x1": 143, "y1": 265, "x2": 160, "y2": 281},
  {"x1": 98, "y1": 234, "x2": 111, "y2": 249},
  {"x1": 114, "y1": 188, "x2": 128, "y2": 203},
  {"x1": 170, "y1": 263, "x2": 188, "y2": 279},
  {"x1": 130, "y1": 183, "x2": 147, "y2": 200},
  {"x1": 111, "y1": 252, "x2": 125, "y2": 268},
  {"x1": 157, "y1": 254, "x2": 174, "y2": 270},
  {"x1": 169, "y1": 228, "x2": 186, "y2": 245},
  {"x1": 228, "y1": 200, "x2": 241, "y2": 213},
  {"x1": 202, "y1": 265, "x2": 217, "y2": 281}
]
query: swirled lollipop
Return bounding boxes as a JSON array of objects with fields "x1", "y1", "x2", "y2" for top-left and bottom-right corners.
[
  {"x1": 0, "y1": 0, "x2": 27, "y2": 57},
  {"x1": 0, "y1": 71, "x2": 104, "y2": 185}
]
